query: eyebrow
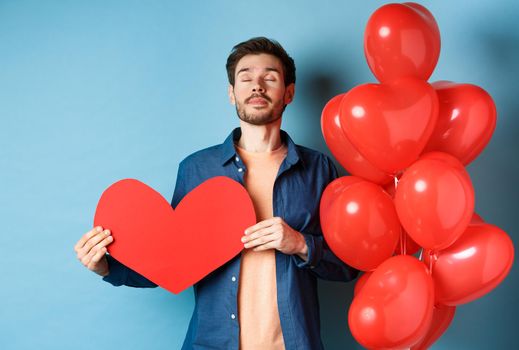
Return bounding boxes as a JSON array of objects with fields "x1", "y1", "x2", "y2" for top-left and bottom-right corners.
[{"x1": 236, "y1": 67, "x2": 281, "y2": 75}]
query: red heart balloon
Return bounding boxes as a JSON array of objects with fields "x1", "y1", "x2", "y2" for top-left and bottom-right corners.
[
  {"x1": 423, "y1": 82, "x2": 497, "y2": 165},
  {"x1": 353, "y1": 271, "x2": 373, "y2": 297},
  {"x1": 349, "y1": 255, "x2": 434, "y2": 349},
  {"x1": 470, "y1": 212, "x2": 485, "y2": 225},
  {"x1": 364, "y1": 2, "x2": 441, "y2": 83},
  {"x1": 424, "y1": 223, "x2": 514, "y2": 306},
  {"x1": 411, "y1": 304, "x2": 456, "y2": 350},
  {"x1": 395, "y1": 153, "x2": 474, "y2": 250},
  {"x1": 320, "y1": 177, "x2": 400, "y2": 271},
  {"x1": 340, "y1": 78, "x2": 438, "y2": 174},
  {"x1": 321, "y1": 93, "x2": 393, "y2": 184},
  {"x1": 94, "y1": 177, "x2": 256, "y2": 294}
]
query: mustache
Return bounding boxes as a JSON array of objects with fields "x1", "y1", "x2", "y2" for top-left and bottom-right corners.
[{"x1": 245, "y1": 93, "x2": 272, "y2": 103}]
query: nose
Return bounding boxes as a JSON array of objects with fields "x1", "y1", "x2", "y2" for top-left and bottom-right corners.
[{"x1": 252, "y1": 80, "x2": 265, "y2": 93}]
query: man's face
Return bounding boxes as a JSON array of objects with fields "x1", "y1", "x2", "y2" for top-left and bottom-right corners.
[{"x1": 228, "y1": 53, "x2": 294, "y2": 126}]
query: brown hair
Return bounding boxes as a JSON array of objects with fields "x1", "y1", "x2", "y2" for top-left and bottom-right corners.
[{"x1": 226, "y1": 37, "x2": 296, "y2": 87}]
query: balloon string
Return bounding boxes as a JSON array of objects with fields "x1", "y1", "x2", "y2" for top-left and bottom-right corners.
[
  {"x1": 394, "y1": 175, "x2": 407, "y2": 255},
  {"x1": 399, "y1": 228, "x2": 406, "y2": 255},
  {"x1": 428, "y1": 250, "x2": 437, "y2": 275},
  {"x1": 403, "y1": 231, "x2": 407, "y2": 255}
]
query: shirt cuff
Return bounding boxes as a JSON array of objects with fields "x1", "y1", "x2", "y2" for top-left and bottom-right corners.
[
  {"x1": 292, "y1": 233, "x2": 323, "y2": 269},
  {"x1": 102, "y1": 254, "x2": 128, "y2": 286}
]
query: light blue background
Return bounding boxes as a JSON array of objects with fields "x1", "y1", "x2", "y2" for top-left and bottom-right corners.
[{"x1": 1, "y1": 0, "x2": 517, "y2": 349}]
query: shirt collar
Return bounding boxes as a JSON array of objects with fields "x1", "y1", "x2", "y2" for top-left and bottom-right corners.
[{"x1": 220, "y1": 127, "x2": 303, "y2": 168}]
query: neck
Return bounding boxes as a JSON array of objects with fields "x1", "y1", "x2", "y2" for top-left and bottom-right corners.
[{"x1": 237, "y1": 118, "x2": 283, "y2": 152}]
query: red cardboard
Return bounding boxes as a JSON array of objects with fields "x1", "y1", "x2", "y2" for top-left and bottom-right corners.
[{"x1": 94, "y1": 177, "x2": 255, "y2": 294}]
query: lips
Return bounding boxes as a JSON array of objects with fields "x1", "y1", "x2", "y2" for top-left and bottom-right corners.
[{"x1": 248, "y1": 97, "x2": 268, "y2": 105}]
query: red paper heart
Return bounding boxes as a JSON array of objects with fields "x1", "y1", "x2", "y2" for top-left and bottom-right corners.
[
  {"x1": 340, "y1": 78, "x2": 438, "y2": 174},
  {"x1": 94, "y1": 177, "x2": 256, "y2": 294},
  {"x1": 423, "y1": 81, "x2": 497, "y2": 165}
]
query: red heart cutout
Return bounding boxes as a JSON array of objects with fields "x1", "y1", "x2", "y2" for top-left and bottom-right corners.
[
  {"x1": 423, "y1": 81, "x2": 497, "y2": 165},
  {"x1": 94, "y1": 177, "x2": 256, "y2": 294},
  {"x1": 424, "y1": 223, "x2": 514, "y2": 306},
  {"x1": 340, "y1": 78, "x2": 438, "y2": 174}
]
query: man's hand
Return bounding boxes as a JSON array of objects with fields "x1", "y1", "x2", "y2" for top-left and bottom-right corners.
[
  {"x1": 242, "y1": 217, "x2": 308, "y2": 261},
  {"x1": 74, "y1": 226, "x2": 114, "y2": 277}
]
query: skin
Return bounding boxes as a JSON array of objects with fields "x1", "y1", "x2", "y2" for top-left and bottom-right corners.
[
  {"x1": 75, "y1": 53, "x2": 308, "y2": 278},
  {"x1": 229, "y1": 53, "x2": 308, "y2": 260},
  {"x1": 74, "y1": 226, "x2": 112, "y2": 276}
]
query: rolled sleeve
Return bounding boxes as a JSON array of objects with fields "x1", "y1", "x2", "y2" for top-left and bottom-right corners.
[
  {"x1": 292, "y1": 233, "x2": 323, "y2": 269},
  {"x1": 102, "y1": 254, "x2": 157, "y2": 288},
  {"x1": 102, "y1": 254, "x2": 129, "y2": 286}
]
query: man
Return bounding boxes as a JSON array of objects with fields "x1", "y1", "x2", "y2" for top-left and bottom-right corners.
[{"x1": 74, "y1": 37, "x2": 358, "y2": 350}]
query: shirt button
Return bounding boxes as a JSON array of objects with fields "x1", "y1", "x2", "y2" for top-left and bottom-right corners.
[
  {"x1": 235, "y1": 156, "x2": 240, "y2": 162},
  {"x1": 238, "y1": 168, "x2": 243, "y2": 172},
  {"x1": 231, "y1": 276, "x2": 236, "y2": 282},
  {"x1": 231, "y1": 313, "x2": 236, "y2": 319}
]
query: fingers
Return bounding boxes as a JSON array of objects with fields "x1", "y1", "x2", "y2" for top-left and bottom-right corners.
[
  {"x1": 252, "y1": 241, "x2": 277, "y2": 252},
  {"x1": 243, "y1": 231, "x2": 277, "y2": 249},
  {"x1": 243, "y1": 223, "x2": 278, "y2": 242},
  {"x1": 244, "y1": 220, "x2": 282, "y2": 239},
  {"x1": 78, "y1": 230, "x2": 111, "y2": 256},
  {"x1": 76, "y1": 230, "x2": 113, "y2": 269},
  {"x1": 244, "y1": 217, "x2": 282, "y2": 235},
  {"x1": 80, "y1": 235, "x2": 113, "y2": 268},
  {"x1": 88, "y1": 246, "x2": 108, "y2": 269},
  {"x1": 74, "y1": 226, "x2": 103, "y2": 252}
]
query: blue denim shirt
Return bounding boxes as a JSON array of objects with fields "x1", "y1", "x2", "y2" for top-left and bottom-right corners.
[{"x1": 103, "y1": 127, "x2": 358, "y2": 350}]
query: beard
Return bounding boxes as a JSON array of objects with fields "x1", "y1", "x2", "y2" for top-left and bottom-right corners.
[{"x1": 234, "y1": 93, "x2": 285, "y2": 126}]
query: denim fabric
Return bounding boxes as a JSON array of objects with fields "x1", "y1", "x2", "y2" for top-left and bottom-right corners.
[{"x1": 103, "y1": 127, "x2": 358, "y2": 349}]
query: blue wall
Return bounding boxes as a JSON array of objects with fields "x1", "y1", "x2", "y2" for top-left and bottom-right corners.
[{"x1": 1, "y1": 1, "x2": 517, "y2": 349}]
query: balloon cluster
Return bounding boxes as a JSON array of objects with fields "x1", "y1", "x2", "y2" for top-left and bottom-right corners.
[{"x1": 320, "y1": 3, "x2": 514, "y2": 349}]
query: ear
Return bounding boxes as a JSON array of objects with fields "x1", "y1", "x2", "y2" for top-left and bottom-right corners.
[
  {"x1": 228, "y1": 84, "x2": 236, "y2": 105},
  {"x1": 284, "y1": 83, "x2": 295, "y2": 105}
]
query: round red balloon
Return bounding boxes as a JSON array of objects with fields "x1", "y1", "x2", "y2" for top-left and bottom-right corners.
[
  {"x1": 340, "y1": 78, "x2": 438, "y2": 174},
  {"x1": 419, "y1": 151, "x2": 472, "y2": 188},
  {"x1": 321, "y1": 94, "x2": 393, "y2": 184},
  {"x1": 364, "y1": 2, "x2": 441, "y2": 83},
  {"x1": 395, "y1": 154, "x2": 474, "y2": 250},
  {"x1": 424, "y1": 223, "x2": 514, "y2": 306},
  {"x1": 320, "y1": 177, "x2": 400, "y2": 271},
  {"x1": 320, "y1": 176, "x2": 363, "y2": 222},
  {"x1": 349, "y1": 255, "x2": 434, "y2": 349},
  {"x1": 423, "y1": 82, "x2": 497, "y2": 165}
]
